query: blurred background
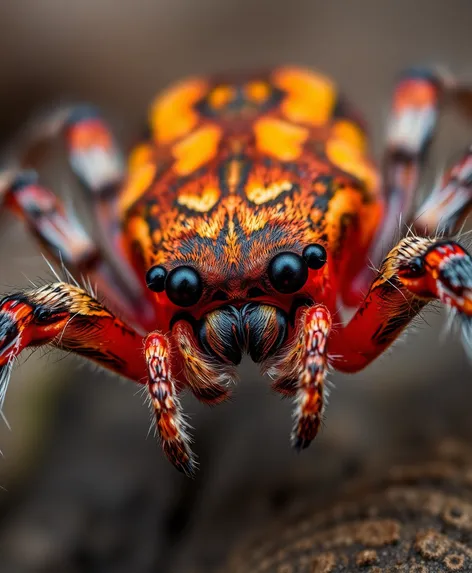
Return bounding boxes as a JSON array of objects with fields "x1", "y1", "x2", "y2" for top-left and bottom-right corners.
[{"x1": 1, "y1": 1, "x2": 472, "y2": 572}]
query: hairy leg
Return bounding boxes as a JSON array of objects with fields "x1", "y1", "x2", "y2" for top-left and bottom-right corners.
[
  {"x1": 0, "y1": 282, "x2": 146, "y2": 409},
  {"x1": 145, "y1": 332, "x2": 196, "y2": 476},
  {"x1": 268, "y1": 305, "x2": 332, "y2": 450},
  {"x1": 331, "y1": 236, "x2": 472, "y2": 373}
]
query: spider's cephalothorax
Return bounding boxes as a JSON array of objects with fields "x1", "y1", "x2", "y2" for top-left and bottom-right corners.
[{"x1": 1, "y1": 66, "x2": 472, "y2": 475}]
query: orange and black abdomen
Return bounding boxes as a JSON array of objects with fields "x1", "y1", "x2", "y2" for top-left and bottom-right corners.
[{"x1": 118, "y1": 67, "x2": 383, "y2": 301}]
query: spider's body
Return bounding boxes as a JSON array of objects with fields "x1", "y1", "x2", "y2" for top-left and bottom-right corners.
[{"x1": 1, "y1": 66, "x2": 472, "y2": 474}]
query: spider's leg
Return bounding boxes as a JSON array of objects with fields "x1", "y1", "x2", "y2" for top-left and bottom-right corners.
[
  {"x1": 0, "y1": 282, "x2": 146, "y2": 404},
  {"x1": 352, "y1": 67, "x2": 472, "y2": 299},
  {"x1": 414, "y1": 144, "x2": 472, "y2": 236},
  {"x1": 0, "y1": 169, "x2": 153, "y2": 327},
  {"x1": 330, "y1": 236, "x2": 472, "y2": 372},
  {"x1": 145, "y1": 332, "x2": 196, "y2": 476},
  {"x1": 268, "y1": 305, "x2": 332, "y2": 450},
  {"x1": 378, "y1": 68, "x2": 446, "y2": 247},
  {"x1": 4, "y1": 105, "x2": 156, "y2": 328},
  {"x1": 14, "y1": 105, "x2": 125, "y2": 241}
]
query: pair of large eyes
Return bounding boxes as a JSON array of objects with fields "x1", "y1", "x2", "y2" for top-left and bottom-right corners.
[{"x1": 146, "y1": 244, "x2": 327, "y2": 306}]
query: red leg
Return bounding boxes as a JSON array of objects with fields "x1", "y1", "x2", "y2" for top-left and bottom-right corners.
[
  {"x1": 331, "y1": 236, "x2": 472, "y2": 373},
  {"x1": 0, "y1": 282, "x2": 146, "y2": 410},
  {"x1": 268, "y1": 305, "x2": 332, "y2": 450},
  {"x1": 145, "y1": 332, "x2": 195, "y2": 476}
]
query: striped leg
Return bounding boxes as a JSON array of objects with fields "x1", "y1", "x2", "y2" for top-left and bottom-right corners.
[
  {"x1": 269, "y1": 305, "x2": 332, "y2": 450},
  {"x1": 330, "y1": 236, "x2": 472, "y2": 373},
  {"x1": 0, "y1": 282, "x2": 146, "y2": 410},
  {"x1": 145, "y1": 332, "x2": 196, "y2": 476}
]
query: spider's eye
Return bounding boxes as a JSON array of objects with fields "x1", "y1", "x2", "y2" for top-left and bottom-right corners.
[
  {"x1": 146, "y1": 265, "x2": 167, "y2": 292},
  {"x1": 303, "y1": 244, "x2": 327, "y2": 270},
  {"x1": 268, "y1": 252, "x2": 308, "y2": 294},
  {"x1": 166, "y1": 266, "x2": 203, "y2": 307}
]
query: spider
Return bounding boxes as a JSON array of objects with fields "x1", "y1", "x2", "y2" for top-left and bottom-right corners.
[{"x1": 0, "y1": 66, "x2": 471, "y2": 475}]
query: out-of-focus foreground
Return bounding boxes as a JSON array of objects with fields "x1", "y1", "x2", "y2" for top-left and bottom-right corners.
[{"x1": 0, "y1": 1, "x2": 472, "y2": 572}]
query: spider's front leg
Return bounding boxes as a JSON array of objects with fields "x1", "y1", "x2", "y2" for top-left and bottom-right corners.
[
  {"x1": 269, "y1": 305, "x2": 332, "y2": 450},
  {"x1": 145, "y1": 333, "x2": 195, "y2": 476},
  {"x1": 330, "y1": 236, "x2": 472, "y2": 373},
  {"x1": 0, "y1": 282, "x2": 199, "y2": 475},
  {"x1": 0, "y1": 282, "x2": 146, "y2": 386}
]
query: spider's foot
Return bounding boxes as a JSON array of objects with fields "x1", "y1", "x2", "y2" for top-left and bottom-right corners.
[{"x1": 145, "y1": 332, "x2": 196, "y2": 477}]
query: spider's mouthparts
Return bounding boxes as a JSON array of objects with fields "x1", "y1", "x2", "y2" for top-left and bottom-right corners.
[{"x1": 196, "y1": 303, "x2": 288, "y2": 365}]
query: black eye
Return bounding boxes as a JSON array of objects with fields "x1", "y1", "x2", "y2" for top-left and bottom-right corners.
[
  {"x1": 268, "y1": 252, "x2": 308, "y2": 294},
  {"x1": 146, "y1": 265, "x2": 167, "y2": 292},
  {"x1": 303, "y1": 244, "x2": 327, "y2": 270},
  {"x1": 166, "y1": 266, "x2": 203, "y2": 307}
]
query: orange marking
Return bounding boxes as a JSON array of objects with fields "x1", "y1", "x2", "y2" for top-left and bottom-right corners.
[
  {"x1": 254, "y1": 117, "x2": 308, "y2": 161},
  {"x1": 246, "y1": 80, "x2": 270, "y2": 103},
  {"x1": 128, "y1": 143, "x2": 154, "y2": 173},
  {"x1": 119, "y1": 162, "x2": 157, "y2": 213},
  {"x1": 126, "y1": 215, "x2": 154, "y2": 265},
  {"x1": 208, "y1": 85, "x2": 234, "y2": 109},
  {"x1": 324, "y1": 187, "x2": 363, "y2": 247},
  {"x1": 172, "y1": 125, "x2": 222, "y2": 176},
  {"x1": 331, "y1": 120, "x2": 366, "y2": 154},
  {"x1": 394, "y1": 79, "x2": 437, "y2": 111},
  {"x1": 149, "y1": 78, "x2": 207, "y2": 144},
  {"x1": 67, "y1": 120, "x2": 112, "y2": 150},
  {"x1": 246, "y1": 179, "x2": 293, "y2": 205},
  {"x1": 177, "y1": 185, "x2": 220, "y2": 212},
  {"x1": 273, "y1": 67, "x2": 336, "y2": 126},
  {"x1": 326, "y1": 139, "x2": 379, "y2": 192}
]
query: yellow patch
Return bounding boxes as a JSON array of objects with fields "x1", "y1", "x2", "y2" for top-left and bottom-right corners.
[
  {"x1": 172, "y1": 125, "x2": 222, "y2": 176},
  {"x1": 326, "y1": 139, "x2": 378, "y2": 192},
  {"x1": 331, "y1": 120, "x2": 366, "y2": 154},
  {"x1": 246, "y1": 80, "x2": 270, "y2": 104},
  {"x1": 254, "y1": 117, "x2": 308, "y2": 161},
  {"x1": 177, "y1": 186, "x2": 220, "y2": 212},
  {"x1": 149, "y1": 78, "x2": 207, "y2": 144},
  {"x1": 126, "y1": 215, "x2": 154, "y2": 265},
  {"x1": 246, "y1": 180, "x2": 293, "y2": 205},
  {"x1": 208, "y1": 85, "x2": 234, "y2": 109},
  {"x1": 119, "y1": 162, "x2": 157, "y2": 213},
  {"x1": 128, "y1": 143, "x2": 154, "y2": 173},
  {"x1": 273, "y1": 67, "x2": 336, "y2": 126}
]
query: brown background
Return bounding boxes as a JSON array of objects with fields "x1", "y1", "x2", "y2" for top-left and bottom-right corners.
[{"x1": 0, "y1": 1, "x2": 472, "y2": 572}]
